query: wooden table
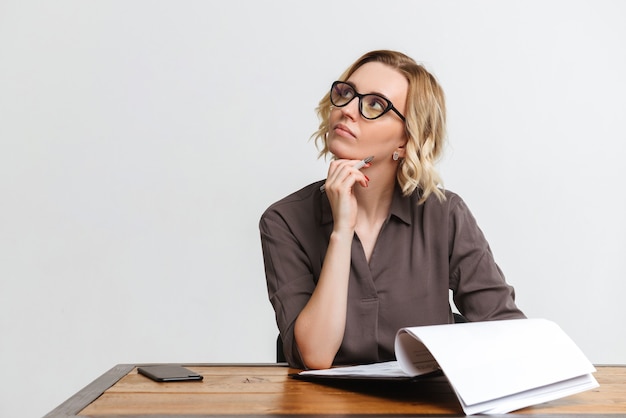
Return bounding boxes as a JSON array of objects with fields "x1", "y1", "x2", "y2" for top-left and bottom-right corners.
[{"x1": 46, "y1": 364, "x2": 626, "y2": 417}]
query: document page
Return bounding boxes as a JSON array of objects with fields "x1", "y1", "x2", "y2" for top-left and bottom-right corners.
[
  {"x1": 394, "y1": 318, "x2": 598, "y2": 413},
  {"x1": 298, "y1": 361, "x2": 414, "y2": 380},
  {"x1": 296, "y1": 318, "x2": 597, "y2": 415}
]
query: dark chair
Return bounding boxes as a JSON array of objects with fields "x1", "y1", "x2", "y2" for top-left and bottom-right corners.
[
  {"x1": 453, "y1": 312, "x2": 467, "y2": 323},
  {"x1": 277, "y1": 335, "x2": 286, "y2": 363},
  {"x1": 275, "y1": 313, "x2": 467, "y2": 363}
]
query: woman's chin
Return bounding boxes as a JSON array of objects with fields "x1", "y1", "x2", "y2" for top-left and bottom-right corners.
[{"x1": 328, "y1": 143, "x2": 360, "y2": 161}]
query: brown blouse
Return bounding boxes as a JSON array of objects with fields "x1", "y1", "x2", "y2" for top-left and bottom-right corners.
[{"x1": 260, "y1": 181, "x2": 525, "y2": 368}]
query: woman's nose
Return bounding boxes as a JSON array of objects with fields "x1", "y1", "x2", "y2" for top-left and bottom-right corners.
[{"x1": 340, "y1": 97, "x2": 360, "y2": 120}]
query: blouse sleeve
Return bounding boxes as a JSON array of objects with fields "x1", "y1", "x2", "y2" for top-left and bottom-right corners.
[
  {"x1": 447, "y1": 195, "x2": 526, "y2": 321},
  {"x1": 259, "y1": 206, "x2": 314, "y2": 368}
]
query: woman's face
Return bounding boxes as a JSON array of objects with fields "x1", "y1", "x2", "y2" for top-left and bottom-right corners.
[{"x1": 327, "y1": 61, "x2": 408, "y2": 162}]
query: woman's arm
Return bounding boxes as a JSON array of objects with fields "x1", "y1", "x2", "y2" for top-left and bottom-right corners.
[
  {"x1": 293, "y1": 229, "x2": 353, "y2": 369},
  {"x1": 447, "y1": 195, "x2": 526, "y2": 320},
  {"x1": 294, "y1": 159, "x2": 370, "y2": 369}
]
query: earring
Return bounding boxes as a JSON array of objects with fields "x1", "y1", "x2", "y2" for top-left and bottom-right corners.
[{"x1": 392, "y1": 151, "x2": 400, "y2": 161}]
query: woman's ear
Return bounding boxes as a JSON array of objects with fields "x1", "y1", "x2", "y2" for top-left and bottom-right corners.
[
  {"x1": 392, "y1": 144, "x2": 406, "y2": 161},
  {"x1": 396, "y1": 143, "x2": 407, "y2": 159}
]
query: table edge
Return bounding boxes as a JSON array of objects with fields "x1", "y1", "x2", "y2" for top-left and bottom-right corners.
[
  {"x1": 43, "y1": 363, "x2": 290, "y2": 418},
  {"x1": 44, "y1": 364, "x2": 625, "y2": 418}
]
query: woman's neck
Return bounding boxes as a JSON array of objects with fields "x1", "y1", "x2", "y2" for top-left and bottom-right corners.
[
  {"x1": 353, "y1": 170, "x2": 396, "y2": 225},
  {"x1": 353, "y1": 172, "x2": 396, "y2": 263}
]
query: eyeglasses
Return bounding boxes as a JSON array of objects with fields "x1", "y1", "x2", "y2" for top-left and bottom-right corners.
[{"x1": 330, "y1": 81, "x2": 406, "y2": 121}]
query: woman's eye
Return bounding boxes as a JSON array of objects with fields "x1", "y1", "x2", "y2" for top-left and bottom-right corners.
[
  {"x1": 365, "y1": 96, "x2": 386, "y2": 111},
  {"x1": 339, "y1": 87, "x2": 354, "y2": 98}
]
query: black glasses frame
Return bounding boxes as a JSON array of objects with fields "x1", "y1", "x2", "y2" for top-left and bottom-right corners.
[{"x1": 330, "y1": 81, "x2": 406, "y2": 121}]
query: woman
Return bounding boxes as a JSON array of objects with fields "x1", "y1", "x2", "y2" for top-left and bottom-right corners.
[{"x1": 260, "y1": 50, "x2": 525, "y2": 370}]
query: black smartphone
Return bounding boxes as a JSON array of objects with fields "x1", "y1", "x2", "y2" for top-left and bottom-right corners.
[{"x1": 137, "y1": 365, "x2": 203, "y2": 382}]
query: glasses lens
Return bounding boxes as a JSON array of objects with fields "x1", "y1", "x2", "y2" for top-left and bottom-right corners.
[
  {"x1": 330, "y1": 82, "x2": 355, "y2": 106},
  {"x1": 329, "y1": 82, "x2": 393, "y2": 120},
  {"x1": 360, "y1": 94, "x2": 389, "y2": 119}
]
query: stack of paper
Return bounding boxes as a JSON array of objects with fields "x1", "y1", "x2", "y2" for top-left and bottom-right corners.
[{"x1": 299, "y1": 318, "x2": 598, "y2": 415}]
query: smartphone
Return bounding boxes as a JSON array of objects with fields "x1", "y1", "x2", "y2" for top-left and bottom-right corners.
[{"x1": 137, "y1": 365, "x2": 203, "y2": 382}]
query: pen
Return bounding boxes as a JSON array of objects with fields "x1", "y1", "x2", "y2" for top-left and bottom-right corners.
[{"x1": 320, "y1": 156, "x2": 374, "y2": 193}]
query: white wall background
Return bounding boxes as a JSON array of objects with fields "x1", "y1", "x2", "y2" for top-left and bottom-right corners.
[{"x1": 1, "y1": 1, "x2": 624, "y2": 416}]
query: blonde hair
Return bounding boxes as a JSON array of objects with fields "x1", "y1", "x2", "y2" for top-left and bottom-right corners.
[{"x1": 312, "y1": 50, "x2": 447, "y2": 203}]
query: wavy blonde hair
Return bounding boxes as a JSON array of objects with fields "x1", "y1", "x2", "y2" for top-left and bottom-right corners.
[{"x1": 312, "y1": 50, "x2": 447, "y2": 203}]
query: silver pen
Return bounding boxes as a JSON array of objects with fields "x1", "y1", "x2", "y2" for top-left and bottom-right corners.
[{"x1": 320, "y1": 156, "x2": 374, "y2": 193}]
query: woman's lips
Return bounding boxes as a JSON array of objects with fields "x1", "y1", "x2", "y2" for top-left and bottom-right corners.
[{"x1": 334, "y1": 123, "x2": 356, "y2": 139}]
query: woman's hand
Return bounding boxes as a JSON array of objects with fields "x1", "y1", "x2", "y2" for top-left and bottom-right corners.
[
  {"x1": 292, "y1": 158, "x2": 371, "y2": 369},
  {"x1": 324, "y1": 159, "x2": 371, "y2": 233}
]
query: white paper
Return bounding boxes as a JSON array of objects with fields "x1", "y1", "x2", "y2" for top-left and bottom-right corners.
[
  {"x1": 394, "y1": 318, "x2": 598, "y2": 414},
  {"x1": 299, "y1": 360, "x2": 413, "y2": 379},
  {"x1": 298, "y1": 318, "x2": 598, "y2": 415},
  {"x1": 463, "y1": 373, "x2": 599, "y2": 415}
]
